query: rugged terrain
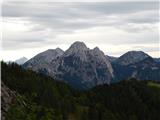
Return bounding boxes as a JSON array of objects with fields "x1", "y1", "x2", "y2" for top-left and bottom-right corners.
[
  {"x1": 23, "y1": 41, "x2": 160, "y2": 89},
  {"x1": 1, "y1": 61, "x2": 160, "y2": 120}
]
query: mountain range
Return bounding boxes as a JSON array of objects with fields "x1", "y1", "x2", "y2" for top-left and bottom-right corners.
[{"x1": 23, "y1": 41, "x2": 160, "y2": 89}]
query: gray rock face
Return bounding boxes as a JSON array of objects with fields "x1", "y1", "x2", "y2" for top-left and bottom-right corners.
[
  {"x1": 23, "y1": 42, "x2": 160, "y2": 89},
  {"x1": 64, "y1": 41, "x2": 89, "y2": 61},
  {"x1": 24, "y1": 41, "x2": 114, "y2": 89},
  {"x1": 15, "y1": 57, "x2": 28, "y2": 65},
  {"x1": 51, "y1": 45, "x2": 113, "y2": 89},
  {"x1": 1, "y1": 81, "x2": 16, "y2": 120},
  {"x1": 116, "y1": 51, "x2": 149, "y2": 66},
  {"x1": 112, "y1": 55, "x2": 160, "y2": 83},
  {"x1": 23, "y1": 48, "x2": 64, "y2": 72}
]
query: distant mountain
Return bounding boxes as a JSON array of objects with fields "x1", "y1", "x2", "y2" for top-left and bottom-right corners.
[
  {"x1": 128, "y1": 57, "x2": 160, "y2": 81},
  {"x1": 112, "y1": 56, "x2": 160, "y2": 83},
  {"x1": 15, "y1": 57, "x2": 28, "y2": 65},
  {"x1": 24, "y1": 41, "x2": 114, "y2": 89},
  {"x1": 115, "y1": 51, "x2": 149, "y2": 66},
  {"x1": 129, "y1": 56, "x2": 159, "y2": 69}
]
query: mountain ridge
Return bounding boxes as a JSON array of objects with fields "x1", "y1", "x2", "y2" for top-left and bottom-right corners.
[
  {"x1": 115, "y1": 51, "x2": 150, "y2": 65},
  {"x1": 23, "y1": 41, "x2": 160, "y2": 89},
  {"x1": 24, "y1": 41, "x2": 114, "y2": 89}
]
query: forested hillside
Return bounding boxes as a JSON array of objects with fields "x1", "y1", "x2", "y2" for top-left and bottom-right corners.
[{"x1": 1, "y1": 62, "x2": 160, "y2": 120}]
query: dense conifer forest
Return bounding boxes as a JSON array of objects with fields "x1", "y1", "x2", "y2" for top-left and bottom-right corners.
[{"x1": 1, "y1": 62, "x2": 160, "y2": 120}]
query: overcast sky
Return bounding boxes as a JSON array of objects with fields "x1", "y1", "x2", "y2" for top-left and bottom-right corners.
[{"x1": 1, "y1": 0, "x2": 159, "y2": 61}]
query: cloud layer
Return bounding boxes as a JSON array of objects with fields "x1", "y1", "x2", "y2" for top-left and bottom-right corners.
[{"x1": 1, "y1": 1, "x2": 159, "y2": 60}]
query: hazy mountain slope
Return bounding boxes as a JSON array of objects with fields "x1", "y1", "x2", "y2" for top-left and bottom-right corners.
[
  {"x1": 23, "y1": 48, "x2": 64, "y2": 74},
  {"x1": 115, "y1": 51, "x2": 149, "y2": 66},
  {"x1": 15, "y1": 57, "x2": 28, "y2": 65},
  {"x1": 128, "y1": 57, "x2": 160, "y2": 81},
  {"x1": 112, "y1": 56, "x2": 160, "y2": 83}
]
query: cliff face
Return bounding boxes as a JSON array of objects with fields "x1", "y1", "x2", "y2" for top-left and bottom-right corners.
[
  {"x1": 24, "y1": 42, "x2": 114, "y2": 89},
  {"x1": 1, "y1": 81, "x2": 16, "y2": 120}
]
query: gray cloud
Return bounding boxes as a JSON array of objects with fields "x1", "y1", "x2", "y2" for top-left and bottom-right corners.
[
  {"x1": 2, "y1": 2, "x2": 158, "y2": 17},
  {"x1": 2, "y1": 1, "x2": 159, "y2": 53},
  {"x1": 133, "y1": 45, "x2": 159, "y2": 52},
  {"x1": 2, "y1": 2, "x2": 158, "y2": 28}
]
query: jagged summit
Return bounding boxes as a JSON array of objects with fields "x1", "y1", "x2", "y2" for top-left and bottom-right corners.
[
  {"x1": 93, "y1": 47, "x2": 100, "y2": 51},
  {"x1": 23, "y1": 42, "x2": 160, "y2": 89},
  {"x1": 55, "y1": 47, "x2": 64, "y2": 52},
  {"x1": 24, "y1": 41, "x2": 114, "y2": 89},
  {"x1": 70, "y1": 41, "x2": 88, "y2": 50},
  {"x1": 91, "y1": 47, "x2": 109, "y2": 63},
  {"x1": 67, "y1": 41, "x2": 88, "y2": 52},
  {"x1": 92, "y1": 47, "x2": 104, "y2": 55},
  {"x1": 64, "y1": 41, "x2": 89, "y2": 58}
]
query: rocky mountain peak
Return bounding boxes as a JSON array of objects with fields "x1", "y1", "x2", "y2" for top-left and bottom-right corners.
[
  {"x1": 116, "y1": 50, "x2": 149, "y2": 65},
  {"x1": 32, "y1": 48, "x2": 64, "y2": 62},
  {"x1": 92, "y1": 47, "x2": 104, "y2": 56},
  {"x1": 22, "y1": 41, "x2": 160, "y2": 89},
  {"x1": 63, "y1": 41, "x2": 89, "y2": 60},
  {"x1": 15, "y1": 57, "x2": 28, "y2": 65},
  {"x1": 66, "y1": 41, "x2": 88, "y2": 53},
  {"x1": 93, "y1": 47, "x2": 100, "y2": 51},
  {"x1": 125, "y1": 51, "x2": 148, "y2": 57},
  {"x1": 23, "y1": 48, "x2": 64, "y2": 71},
  {"x1": 45, "y1": 48, "x2": 64, "y2": 55},
  {"x1": 70, "y1": 41, "x2": 88, "y2": 50},
  {"x1": 93, "y1": 47, "x2": 101, "y2": 53},
  {"x1": 55, "y1": 47, "x2": 64, "y2": 53}
]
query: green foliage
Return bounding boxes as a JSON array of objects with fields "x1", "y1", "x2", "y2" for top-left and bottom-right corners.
[
  {"x1": 1, "y1": 61, "x2": 160, "y2": 120},
  {"x1": 148, "y1": 81, "x2": 160, "y2": 88}
]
